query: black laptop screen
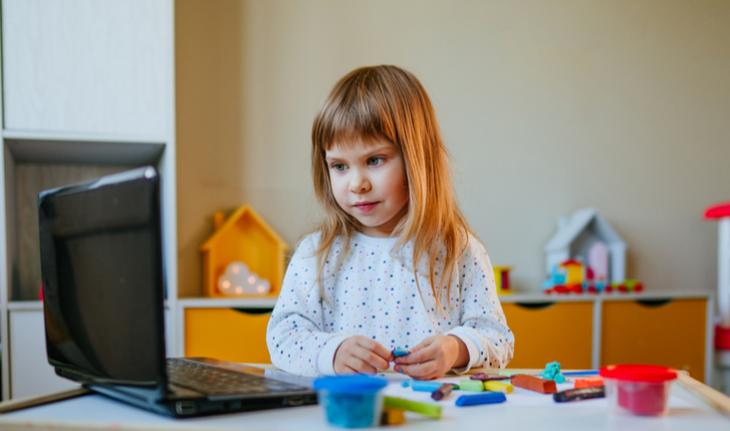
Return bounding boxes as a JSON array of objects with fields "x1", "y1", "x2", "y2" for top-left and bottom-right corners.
[{"x1": 38, "y1": 167, "x2": 166, "y2": 387}]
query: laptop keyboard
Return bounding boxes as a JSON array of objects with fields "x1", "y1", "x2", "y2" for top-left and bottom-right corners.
[{"x1": 166, "y1": 358, "x2": 302, "y2": 396}]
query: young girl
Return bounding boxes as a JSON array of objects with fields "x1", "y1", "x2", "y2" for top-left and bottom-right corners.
[{"x1": 266, "y1": 65, "x2": 513, "y2": 379}]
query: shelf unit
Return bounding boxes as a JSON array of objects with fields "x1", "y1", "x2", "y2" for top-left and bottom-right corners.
[
  {"x1": 500, "y1": 291, "x2": 713, "y2": 382},
  {"x1": 0, "y1": 0, "x2": 176, "y2": 400}
]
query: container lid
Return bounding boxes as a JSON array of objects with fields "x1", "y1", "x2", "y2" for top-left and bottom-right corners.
[
  {"x1": 600, "y1": 364, "x2": 677, "y2": 382},
  {"x1": 704, "y1": 202, "x2": 730, "y2": 219},
  {"x1": 313, "y1": 375, "x2": 388, "y2": 394}
]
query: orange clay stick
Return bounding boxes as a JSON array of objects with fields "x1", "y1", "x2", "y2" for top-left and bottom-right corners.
[{"x1": 510, "y1": 374, "x2": 557, "y2": 394}]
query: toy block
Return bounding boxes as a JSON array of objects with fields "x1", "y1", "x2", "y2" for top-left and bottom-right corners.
[
  {"x1": 380, "y1": 407, "x2": 406, "y2": 425},
  {"x1": 510, "y1": 374, "x2": 557, "y2": 394}
]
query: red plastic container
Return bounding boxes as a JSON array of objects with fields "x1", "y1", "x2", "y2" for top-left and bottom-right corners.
[{"x1": 599, "y1": 364, "x2": 677, "y2": 416}]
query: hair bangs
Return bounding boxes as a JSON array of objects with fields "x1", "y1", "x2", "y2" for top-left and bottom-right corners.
[{"x1": 317, "y1": 80, "x2": 397, "y2": 151}]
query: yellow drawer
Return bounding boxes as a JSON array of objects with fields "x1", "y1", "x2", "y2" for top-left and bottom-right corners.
[
  {"x1": 601, "y1": 299, "x2": 706, "y2": 380},
  {"x1": 503, "y1": 301, "x2": 593, "y2": 369},
  {"x1": 185, "y1": 308, "x2": 272, "y2": 364}
]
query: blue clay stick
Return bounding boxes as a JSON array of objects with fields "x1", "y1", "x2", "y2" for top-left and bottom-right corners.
[
  {"x1": 455, "y1": 392, "x2": 507, "y2": 407},
  {"x1": 392, "y1": 347, "x2": 410, "y2": 358},
  {"x1": 410, "y1": 380, "x2": 445, "y2": 392}
]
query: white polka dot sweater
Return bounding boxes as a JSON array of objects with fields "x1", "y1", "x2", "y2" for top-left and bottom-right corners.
[{"x1": 266, "y1": 231, "x2": 514, "y2": 376}]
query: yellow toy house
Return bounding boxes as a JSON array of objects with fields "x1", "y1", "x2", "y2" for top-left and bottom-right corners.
[{"x1": 201, "y1": 205, "x2": 288, "y2": 298}]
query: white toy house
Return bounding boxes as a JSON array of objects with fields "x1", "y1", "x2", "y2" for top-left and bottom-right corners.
[{"x1": 544, "y1": 208, "x2": 626, "y2": 283}]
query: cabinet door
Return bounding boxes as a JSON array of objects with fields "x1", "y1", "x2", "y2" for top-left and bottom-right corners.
[
  {"x1": 9, "y1": 309, "x2": 77, "y2": 399},
  {"x1": 601, "y1": 299, "x2": 707, "y2": 381},
  {"x1": 502, "y1": 302, "x2": 593, "y2": 369},
  {"x1": 2, "y1": 0, "x2": 171, "y2": 137},
  {"x1": 184, "y1": 308, "x2": 272, "y2": 364}
]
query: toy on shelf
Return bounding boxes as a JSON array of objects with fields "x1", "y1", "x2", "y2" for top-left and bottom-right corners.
[
  {"x1": 493, "y1": 265, "x2": 512, "y2": 295},
  {"x1": 217, "y1": 261, "x2": 271, "y2": 296},
  {"x1": 201, "y1": 205, "x2": 288, "y2": 298},
  {"x1": 543, "y1": 208, "x2": 642, "y2": 294},
  {"x1": 542, "y1": 259, "x2": 643, "y2": 294}
]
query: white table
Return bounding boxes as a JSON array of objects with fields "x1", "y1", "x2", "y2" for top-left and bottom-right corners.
[{"x1": 1, "y1": 371, "x2": 729, "y2": 431}]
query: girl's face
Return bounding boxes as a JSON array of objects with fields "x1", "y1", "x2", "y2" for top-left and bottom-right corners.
[{"x1": 325, "y1": 138, "x2": 409, "y2": 237}]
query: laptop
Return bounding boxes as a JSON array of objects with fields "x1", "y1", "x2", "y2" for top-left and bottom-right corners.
[{"x1": 38, "y1": 166, "x2": 317, "y2": 417}]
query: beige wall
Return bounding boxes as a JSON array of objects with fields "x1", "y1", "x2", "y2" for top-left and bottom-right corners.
[{"x1": 176, "y1": 0, "x2": 730, "y2": 298}]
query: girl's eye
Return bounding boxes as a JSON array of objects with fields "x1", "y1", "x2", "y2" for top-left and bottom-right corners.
[
  {"x1": 367, "y1": 157, "x2": 384, "y2": 166},
  {"x1": 331, "y1": 163, "x2": 347, "y2": 172}
]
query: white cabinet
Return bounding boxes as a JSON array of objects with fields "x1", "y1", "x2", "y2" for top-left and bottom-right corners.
[
  {"x1": 2, "y1": 0, "x2": 172, "y2": 138},
  {"x1": 8, "y1": 307, "x2": 77, "y2": 399},
  {"x1": 0, "y1": 0, "x2": 176, "y2": 400}
]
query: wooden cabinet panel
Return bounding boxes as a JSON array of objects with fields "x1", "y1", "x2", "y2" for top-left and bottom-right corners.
[
  {"x1": 184, "y1": 308, "x2": 272, "y2": 364},
  {"x1": 503, "y1": 302, "x2": 593, "y2": 369},
  {"x1": 601, "y1": 299, "x2": 707, "y2": 380}
]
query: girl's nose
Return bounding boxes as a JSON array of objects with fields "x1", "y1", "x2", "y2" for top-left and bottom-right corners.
[{"x1": 349, "y1": 172, "x2": 371, "y2": 194}]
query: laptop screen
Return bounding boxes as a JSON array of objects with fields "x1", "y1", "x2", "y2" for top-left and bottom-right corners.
[{"x1": 38, "y1": 166, "x2": 167, "y2": 387}]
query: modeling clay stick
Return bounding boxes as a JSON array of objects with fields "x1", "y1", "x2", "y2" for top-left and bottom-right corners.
[
  {"x1": 431, "y1": 383, "x2": 454, "y2": 401},
  {"x1": 574, "y1": 377, "x2": 604, "y2": 388},
  {"x1": 510, "y1": 374, "x2": 557, "y2": 394},
  {"x1": 384, "y1": 396, "x2": 442, "y2": 419},
  {"x1": 484, "y1": 380, "x2": 513, "y2": 394},
  {"x1": 458, "y1": 379, "x2": 484, "y2": 392},
  {"x1": 553, "y1": 386, "x2": 605, "y2": 402},
  {"x1": 410, "y1": 380, "x2": 445, "y2": 392},
  {"x1": 470, "y1": 372, "x2": 510, "y2": 381},
  {"x1": 562, "y1": 370, "x2": 599, "y2": 376},
  {"x1": 392, "y1": 347, "x2": 410, "y2": 358},
  {"x1": 455, "y1": 391, "x2": 507, "y2": 407}
]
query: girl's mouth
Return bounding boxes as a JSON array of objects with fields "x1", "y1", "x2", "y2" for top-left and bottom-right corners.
[{"x1": 353, "y1": 202, "x2": 379, "y2": 214}]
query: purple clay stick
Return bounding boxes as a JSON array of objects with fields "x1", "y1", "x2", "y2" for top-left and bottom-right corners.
[
  {"x1": 431, "y1": 383, "x2": 455, "y2": 401},
  {"x1": 470, "y1": 372, "x2": 509, "y2": 381}
]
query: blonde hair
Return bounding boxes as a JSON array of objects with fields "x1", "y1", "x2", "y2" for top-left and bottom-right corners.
[{"x1": 311, "y1": 65, "x2": 471, "y2": 306}]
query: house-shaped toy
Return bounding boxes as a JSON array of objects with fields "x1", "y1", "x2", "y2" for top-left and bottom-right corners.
[
  {"x1": 544, "y1": 208, "x2": 626, "y2": 284},
  {"x1": 201, "y1": 205, "x2": 288, "y2": 297}
]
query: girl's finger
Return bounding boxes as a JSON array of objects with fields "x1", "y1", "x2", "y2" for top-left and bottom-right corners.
[
  {"x1": 409, "y1": 336, "x2": 435, "y2": 353},
  {"x1": 353, "y1": 345, "x2": 389, "y2": 371},
  {"x1": 357, "y1": 338, "x2": 392, "y2": 363},
  {"x1": 397, "y1": 360, "x2": 438, "y2": 379},
  {"x1": 394, "y1": 341, "x2": 437, "y2": 365},
  {"x1": 347, "y1": 356, "x2": 376, "y2": 374}
]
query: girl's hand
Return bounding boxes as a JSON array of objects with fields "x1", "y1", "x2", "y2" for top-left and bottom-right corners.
[
  {"x1": 393, "y1": 335, "x2": 468, "y2": 380},
  {"x1": 334, "y1": 336, "x2": 392, "y2": 374}
]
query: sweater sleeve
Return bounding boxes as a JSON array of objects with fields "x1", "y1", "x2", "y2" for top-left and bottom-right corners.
[
  {"x1": 266, "y1": 235, "x2": 347, "y2": 376},
  {"x1": 446, "y1": 236, "x2": 514, "y2": 373}
]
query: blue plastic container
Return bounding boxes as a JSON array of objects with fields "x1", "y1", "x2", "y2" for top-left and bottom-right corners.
[{"x1": 313, "y1": 375, "x2": 388, "y2": 428}]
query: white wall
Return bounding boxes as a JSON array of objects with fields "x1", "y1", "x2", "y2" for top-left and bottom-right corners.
[{"x1": 176, "y1": 0, "x2": 730, "y2": 298}]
